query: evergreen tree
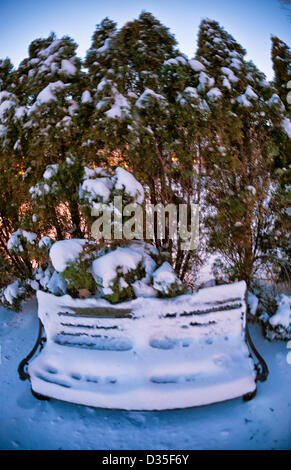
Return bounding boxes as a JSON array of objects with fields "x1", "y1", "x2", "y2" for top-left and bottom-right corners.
[
  {"x1": 0, "y1": 57, "x2": 32, "y2": 282},
  {"x1": 116, "y1": 13, "x2": 204, "y2": 276},
  {"x1": 85, "y1": 17, "x2": 117, "y2": 84},
  {"x1": 116, "y1": 11, "x2": 178, "y2": 93},
  {"x1": 271, "y1": 35, "x2": 291, "y2": 106},
  {"x1": 16, "y1": 33, "x2": 86, "y2": 237},
  {"x1": 271, "y1": 36, "x2": 291, "y2": 281},
  {"x1": 196, "y1": 19, "x2": 290, "y2": 285},
  {"x1": 0, "y1": 58, "x2": 13, "y2": 91},
  {"x1": 0, "y1": 12, "x2": 290, "y2": 301},
  {"x1": 85, "y1": 13, "x2": 207, "y2": 278}
]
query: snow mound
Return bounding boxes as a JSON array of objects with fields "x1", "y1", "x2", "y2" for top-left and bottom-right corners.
[
  {"x1": 7, "y1": 229, "x2": 37, "y2": 252},
  {"x1": 92, "y1": 247, "x2": 143, "y2": 295},
  {"x1": 43, "y1": 164, "x2": 59, "y2": 180},
  {"x1": 50, "y1": 239, "x2": 88, "y2": 272},
  {"x1": 135, "y1": 88, "x2": 166, "y2": 109},
  {"x1": 61, "y1": 59, "x2": 77, "y2": 75},
  {"x1": 38, "y1": 236, "x2": 53, "y2": 250},
  {"x1": 207, "y1": 87, "x2": 222, "y2": 101},
  {"x1": 36, "y1": 81, "x2": 67, "y2": 104},
  {"x1": 248, "y1": 292, "x2": 259, "y2": 317},
  {"x1": 105, "y1": 88, "x2": 130, "y2": 119},
  {"x1": 81, "y1": 90, "x2": 92, "y2": 104},
  {"x1": 2, "y1": 279, "x2": 25, "y2": 305},
  {"x1": 270, "y1": 294, "x2": 291, "y2": 330},
  {"x1": 114, "y1": 167, "x2": 144, "y2": 203},
  {"x1": 80, "y1": 177, "x2": 112, "y2": 203},
  {"x1": 189, "y1": 59, "x2": 206, "y2": 72},
  {"x1": 152, "y1": 262, "x2": 184, "y2": 297}
]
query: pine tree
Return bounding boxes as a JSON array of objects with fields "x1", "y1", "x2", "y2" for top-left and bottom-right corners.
[
  {"x1": 0, "y1": 57, "x2": 32, "y2": 282},
  {"x1": 271, "y1": 36, "x2": 291, "y2": 281},
  {"x1": 270, "y1": 36, "x2": 291, "y2": 171},
  {"x1": 85, "y1": 17, "x2": 117, "y2": 84},
  {"x1": 1, "y1": 13, "x2": 290, "y2": 300},
  {"x1": 116, "y1": 11, "x2": 178, "y2": 93},
  {"x1": 85, "y1": 17, "x2": 132, "y2": 159},
  {"x1": 78, "y1": 13, "x2": 203, "y2": 278},
  {"x1": 16, "y1": 33, "x2": 86, "y2": 237},
  {"x1": 271, "y1": 36, "x2": 291, "y2": 106},
  {"x1": 0, "y1": 58, "x2": 13, "y2": 91},
  {"x1": 115, "y1": 13, "x2": 203, "y2": 276},
  {"x1": 195, "y1": 19, "x2": 290, "y2": 285}
]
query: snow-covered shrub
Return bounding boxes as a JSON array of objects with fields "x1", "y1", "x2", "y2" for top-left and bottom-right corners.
[
  {"x1": 92, "y1": 241, "x2": 160, "y2": 303},
  {"x1": 0, "y1": 229, "x2": 54, "y2": 310},
  {"x1": 1, "y1": 227, "x2": 70, "y2": 310},
  {"x1": 47, "y1": 235, "x2": 187, "y2": 304},
  {"x1": 90, "y1": 243, "x2": 186, "y2": 303},
  {"x1": 50, "y1": 239, "x2": 98, "y2": 297},
  {"x1": 39, "y1": 269, "x2": 67, "y2": 296},
  {"x1": 260, "y1": 294, "x2": 291, "y2": 341},
  {"x1": 152, "y1": 261, "x2": 187, "y2": 297},
  {"x1": 28, "y1": 154, "x2": 86, "y2": 239},
  {"x1": 80, "y1": 166, "x2": 144, "y2": 206},
  {"x1": 44, "y1": 164, "x2": 151, "y2": 302},
  {"x1": 7, "y1": 229, "x2": 54, "y2": 271},
  {"x1": 7, "y1": 229, "x2": 37, "y2": 255},
  {"x1": 79, "y1": 165, "x2": 145, "y2": 241},
  {"x1": 248, "y1": 281, "x2": 291, "y2": 340},
  {"x1": 1, "y1": 161, "x2": 188, "y2": 307},
  {"x1": 0, "y1": 279, "x2": 32, "y2": 312},
  {"x1": 92, "y1": 246, "x2": 145, "y2": 303},
  {"x1": 0, "y1": 263, "x2": 69, "y2": 311},
  {"x1": 27, "y1": 266, "x2": 68, "y2": 297},
  {"x1": 80, "y1": 169, "x2": 112, "y2": 206}
]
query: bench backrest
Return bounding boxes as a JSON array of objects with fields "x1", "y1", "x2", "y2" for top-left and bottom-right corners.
[{"x1": 37, "y1": 281, "x2": 247, "y2": 352}]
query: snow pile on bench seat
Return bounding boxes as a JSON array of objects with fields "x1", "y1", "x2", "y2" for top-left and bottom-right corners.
[{"x1": 28, "y1": 281, "x2": 256, "y2": 410}]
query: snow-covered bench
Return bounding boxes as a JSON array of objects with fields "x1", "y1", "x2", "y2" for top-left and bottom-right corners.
[{"x1": 19, "y1": 281, "x2": 268, "y2": 410}]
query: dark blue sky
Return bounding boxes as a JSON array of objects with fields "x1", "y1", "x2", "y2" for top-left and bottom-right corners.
[{"x1": 0, "y1": 0, "x2": 290, "y2": 79}]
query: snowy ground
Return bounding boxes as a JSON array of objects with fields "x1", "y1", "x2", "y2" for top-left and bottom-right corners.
[{"x1": 0, "y1": 297, "x2": 290, "y2": 450}]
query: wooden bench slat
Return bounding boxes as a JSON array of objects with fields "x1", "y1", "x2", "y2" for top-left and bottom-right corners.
[{"x1": 60, "y1": 307, "x2": 132, "y2": 318}]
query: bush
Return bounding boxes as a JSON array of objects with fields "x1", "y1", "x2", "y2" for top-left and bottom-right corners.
[{"x1": 248, "y1": 280, "x2": 291, "y2": 340}]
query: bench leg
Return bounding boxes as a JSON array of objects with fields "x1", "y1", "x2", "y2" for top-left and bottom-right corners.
[
  {"x1": 242, "y1": 388, "x2": 257, "y2": 402},
  {"x1": 31, "y1": 387, "x2": 51, "y2": 402}
]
